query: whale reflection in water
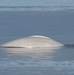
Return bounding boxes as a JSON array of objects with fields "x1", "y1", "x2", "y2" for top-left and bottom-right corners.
[
  {"x1": 2, "y1": 47, "x2": 59, "y2": 53},
  {"x1": 1, "y1": 47, "x2": 60, "y2": 60},
  {"x1": 1, "y1": 35, "x2": 63, "y2": 48}
]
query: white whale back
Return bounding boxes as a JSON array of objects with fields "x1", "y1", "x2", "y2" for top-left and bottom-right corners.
[{"x1": 1, "y1": 35, "x2": 63, "y2": 48}]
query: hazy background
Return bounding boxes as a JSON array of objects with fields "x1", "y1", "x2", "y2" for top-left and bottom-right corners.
[{"x1": 0, "y1": 0, "x2": 74, "y2": 6}]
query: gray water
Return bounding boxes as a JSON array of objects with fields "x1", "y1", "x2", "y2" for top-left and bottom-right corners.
[{"x1": 0, "y1": 11, "x2": 74, "y2": 75}]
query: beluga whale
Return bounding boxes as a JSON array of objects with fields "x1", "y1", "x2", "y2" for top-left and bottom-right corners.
[{"x1": 1, "y1": 35, "x2": 63, "y2": 48}]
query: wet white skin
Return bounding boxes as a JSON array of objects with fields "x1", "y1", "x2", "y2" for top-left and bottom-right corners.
[{"x1": 1, "y1": 35, "x2": 63, "y2": 48}]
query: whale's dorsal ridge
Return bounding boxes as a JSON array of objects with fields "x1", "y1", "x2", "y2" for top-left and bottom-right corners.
[{"x1": 30, "y1": 35, "x2": 49, "y2": 39}]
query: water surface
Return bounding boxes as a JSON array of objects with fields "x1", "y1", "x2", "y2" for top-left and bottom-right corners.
[{"x1": 0, "y1": 11, "x2": 74, "y2": 75}]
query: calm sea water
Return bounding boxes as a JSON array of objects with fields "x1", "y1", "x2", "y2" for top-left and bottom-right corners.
[{"x1": 0, "y1": 11, "x2": 74, "y2": 75}]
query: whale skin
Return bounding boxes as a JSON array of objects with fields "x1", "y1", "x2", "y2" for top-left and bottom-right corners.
[{"x1": 1, "y1": 35, "x2": 63, "y2": 48}]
